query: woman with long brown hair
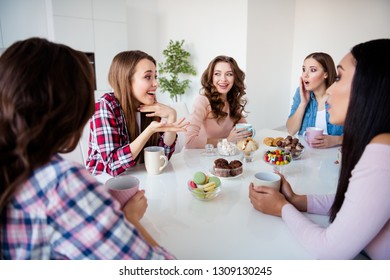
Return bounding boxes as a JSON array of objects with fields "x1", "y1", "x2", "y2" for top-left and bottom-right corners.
[
  {"x1": 185, "y1": 55, "x2": 251, "y2": 148},
  {"x1": 86, "y1": 50, "x2": 188, "y2": 176},
  {"x1": 250, "y1": 39, "x2": 390, "y2": 259},
  {"x1": 0, "y1": 38, "x2": 175, "y2": 259}
]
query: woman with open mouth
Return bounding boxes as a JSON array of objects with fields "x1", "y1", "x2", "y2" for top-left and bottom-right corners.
[
  {"x1": 86, "y1": 50, "x2": 189, "y2": 177},
  {"x1": 286, "y1": 52, "x2": 343, "y2": 148}
]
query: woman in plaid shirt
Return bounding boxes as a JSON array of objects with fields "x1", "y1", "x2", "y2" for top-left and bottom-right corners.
[
  {"x1": 86, "y1": 51, "x2": 188, "y2": 176},
  {"x1": 0, "y1": 38, "x2": 175, "y2": 259}
]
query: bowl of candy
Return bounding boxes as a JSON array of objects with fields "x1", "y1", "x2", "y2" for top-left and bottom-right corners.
[
  {"x1": 276, "y1": 136, "x2": 304, "y2": 160},
  {"x1": 188, "y1": 171, "x2": 222, "y2": 201},
  {"x1": 263, "y1": 149, "x2": 293, "y2": 171}
]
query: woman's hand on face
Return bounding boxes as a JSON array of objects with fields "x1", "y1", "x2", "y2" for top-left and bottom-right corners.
[
  {"x1": 139, "y1": 102, "x2": 177, "y2": 123},
  {"x1": 310, "y1": 134, "x2": 341, "y2": 149},
  {"x1": 248, "y1": 182, "x2": 289, "y2": 217},
  {"x1": 299, "y1": 77, "x2": 310, "y2": 105},
  {"x1": 123, "y1": 190, "x2": 147, "y2": 223},
  {"x1": 148, "y1": 117, "x2": 189, "y2": 133}
]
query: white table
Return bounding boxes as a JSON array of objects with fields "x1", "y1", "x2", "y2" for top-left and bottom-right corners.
[{"x1": 118, "y1": 129, "x2": 340, "y2": 259}]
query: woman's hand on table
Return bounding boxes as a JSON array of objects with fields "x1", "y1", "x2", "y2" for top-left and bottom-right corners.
[
  {"x1": 310, "y1": 134, "x2": 343, "y2": 149},
  {"x1": 249, "y1": 183, "x2": 288, "y2": 217},
  {"x1": 123, "y1": 190, "x2": 148, "y2": 223}
]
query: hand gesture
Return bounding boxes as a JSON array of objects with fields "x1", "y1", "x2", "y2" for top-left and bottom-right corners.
[
  {"x1": 148, "y1": 117, "x2": 189, "y2": 133},
  {"x1": 299, "y1": 77, "x2": 310, "y2": 105},
  {"x1": 139, "y1": 102, "x2": 177, "y2": 123}
]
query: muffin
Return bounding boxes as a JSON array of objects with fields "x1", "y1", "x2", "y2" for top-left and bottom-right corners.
[{"x1": 229, "y1": 160, "x2": 243, "y2": 176}]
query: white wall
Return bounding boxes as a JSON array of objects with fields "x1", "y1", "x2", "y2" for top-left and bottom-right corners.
[
  {"x1": 290, "y1": 0, "x2": 390, "y2": 99},
  {"x1": 1, "y1": 0, "x2": 389, "y2": 133},
  {"x1": 246, "y1": 0, "x2": 295, "y2": 129},
  {"x1": 126, "y1": 0, "x2": 248, "y2": 109}
]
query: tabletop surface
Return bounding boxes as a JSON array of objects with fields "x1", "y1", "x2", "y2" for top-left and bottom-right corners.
[{"x1": 113, "y1": 129, "x2": 341, "y2": 259}]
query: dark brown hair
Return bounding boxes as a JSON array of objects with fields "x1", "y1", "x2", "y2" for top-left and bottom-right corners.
[
  {"x1": 200, "y1": 55, "x2": 247, "y2": 124},
  {"x1": 329, "y1": 39, "x2": 390, "y2": 222},
  {"x1": 305, "y1": 52, "x2": 337, "y2": 88},
  {"x1": 108, "y1": 51, "x2": 160, "y2": 162},
  {"x1": 0, "y1": 38, "x2": 95, "y2": 248}
]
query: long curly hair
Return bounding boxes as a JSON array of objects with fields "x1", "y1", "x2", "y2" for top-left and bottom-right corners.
[
  {"x1": 0, "y1": 38, "x2": 95, "y2": 247},
  {"x1": 108, "y1": 51, "x2": 160, "y2": 162},
  {"x1": 329, "y1": 39, "x2": 390, "y2": 222},
  {"x1": 200, "y1": 55, "x2": 247, "y2": 124}
]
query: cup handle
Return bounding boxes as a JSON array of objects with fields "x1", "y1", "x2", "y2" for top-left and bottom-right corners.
[
  {"x1": 159, "y1": 155, "x2": 168, "y2": 172},
  {"x1": 251, "y1": 128, "x2": 256, "y2": 137},
  {"x1": 302, "y1": 131, "x2": 307, "y2": 141}
]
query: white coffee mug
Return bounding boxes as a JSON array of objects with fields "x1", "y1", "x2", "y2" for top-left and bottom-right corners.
[
  {"x1": 253, "y1": 172, "x2": 281, "y2": 191},
  {"x1": 235, "y1": 123, "x2": 256, "y2": 137},
  {"x1": 303, "y1": 127, "x2": 324, "y2": 147},
  {"x1": 144, "y1": 146, "x2": 169, "y2": 175},
  {"x1": 105, "y1": 175, "x2": 140, "y2": 208}
]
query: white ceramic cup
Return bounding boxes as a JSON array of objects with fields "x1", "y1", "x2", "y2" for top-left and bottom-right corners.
[
  {"x1": 253, "y1": 172, "x2": 281, "y2": 191},
  {"x1": 144, "y1": 146, "x2": 169, "y2": 175},
  {"x1": 105, "y1": 175, "x2": 140, "y2": 208},
  {"x1": 303, "y1": 127, "x2": 324, "y2": 147},
  {"x1": 235, "y1": 123, "x2": 256, "y2": 137}
]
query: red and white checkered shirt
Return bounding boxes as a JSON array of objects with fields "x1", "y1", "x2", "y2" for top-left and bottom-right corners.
[{"x1": 86, "y1": 92, "x2": 175, "y2": 176}]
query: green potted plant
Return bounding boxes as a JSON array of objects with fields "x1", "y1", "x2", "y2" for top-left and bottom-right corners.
[{"x1": 158, "y1": 40, "x2": 196, "y2": 102}]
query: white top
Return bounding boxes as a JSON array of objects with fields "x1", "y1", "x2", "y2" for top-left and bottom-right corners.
[
  {"x1": 315, "y1": 109, "x2": 328, "y2": 134},
  {"x1": 282, "y1": 143, "x2": 390, "y2": 259}
]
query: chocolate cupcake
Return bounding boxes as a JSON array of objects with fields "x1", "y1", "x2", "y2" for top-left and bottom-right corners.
[{"x1": 229, "y1": 160, "x2": 243, "y2": 176}]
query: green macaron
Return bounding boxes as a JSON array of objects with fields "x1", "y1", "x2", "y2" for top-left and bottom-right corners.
[
  {"x1": 193, "y1": 171, "x2": 207, "y2": 184},
  {"x1": 208, "y1": 176, "x2": 221, "y2": 187}
]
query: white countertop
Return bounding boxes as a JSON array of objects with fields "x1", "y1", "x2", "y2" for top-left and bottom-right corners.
[{"x1": 109, "y1": 129, "x2": 341, "y2": 259}]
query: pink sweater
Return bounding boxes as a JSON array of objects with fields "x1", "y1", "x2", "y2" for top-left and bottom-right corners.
[
  {"x1": 282, "y1": 143, "x2": 390, "y2": 259},
  {"x1": 185, "y1": 95, "x2": 246, "y2": 148}
]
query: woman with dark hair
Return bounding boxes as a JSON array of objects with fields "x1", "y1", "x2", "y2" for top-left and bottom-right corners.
[
  {"x1": 86, "y1": 50, "x2": 188, "y2": 176},
  {"x1": 0, "y1": 38, "x2": 175, "y2": 259},
  {"x1": 185, "y1": 55, "x2": 251, "y2": 148},
  {"x1": 286, "y1": 52, "x2": 343, "y2": 148},
  {"x1": 249, "y1": 39, "x2": 390, "y2": 259}
]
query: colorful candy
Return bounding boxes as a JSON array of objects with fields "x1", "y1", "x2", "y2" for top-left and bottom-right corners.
[{"x1": 264, "y1": 150, "x2": 292, "y2": 165}]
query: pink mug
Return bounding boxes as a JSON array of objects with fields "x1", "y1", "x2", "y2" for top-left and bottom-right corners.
[
  {"x1": 303, "y1": 127, "x2": 324, "y2": 147},
  {"x1": 105, "y1": 175, "x2": 140, "y2": 208}
]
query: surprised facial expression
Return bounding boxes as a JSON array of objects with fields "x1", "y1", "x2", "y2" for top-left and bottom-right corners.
[{"x1": 131, "y1": 58, "x2": 158, "y2": 105}]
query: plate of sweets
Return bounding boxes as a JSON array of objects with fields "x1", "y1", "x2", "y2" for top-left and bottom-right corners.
[
  {"x1": 210, "y1": 158, "x2": 243, "y2": 179},
  {"x1": 263, "y1": 135, "x2": 305, "y2": 160},
  {"x1": 263, "y1": 149, "x2": 292, "y2": 172},
  {"x1": 188, "y1": 171, "x2": 222, "y2": 201}
]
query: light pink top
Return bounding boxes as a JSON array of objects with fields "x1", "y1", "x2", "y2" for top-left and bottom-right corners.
[
  {"x1": 282, "y1": 143, "x2": 390, "y2": 259},
  {"x1": 185, "y1": 94, "x2": 246, "y2": 148}
]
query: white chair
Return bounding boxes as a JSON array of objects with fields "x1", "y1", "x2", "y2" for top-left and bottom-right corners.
[
  {"x1": 171, "y1": 102, "x2": 189, "y2": 153},
  {"x1": 59, "y1": 123, "x2": 90, "y2": 165}
]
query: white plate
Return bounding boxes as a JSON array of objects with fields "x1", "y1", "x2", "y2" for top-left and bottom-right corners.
[{"x1": 208, "y1": 168, "x2": 243, "y2": 180}]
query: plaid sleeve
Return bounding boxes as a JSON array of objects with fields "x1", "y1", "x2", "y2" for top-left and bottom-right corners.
[
  {"x1": 158, "y1": 133, "x2": 177, "y2": 160},
  {"x1": 50, "y1": 165, "x2": 175, "y2": 259},
  {"x1": 90, "y1": 98, "x2": 136, "y2": 176}
]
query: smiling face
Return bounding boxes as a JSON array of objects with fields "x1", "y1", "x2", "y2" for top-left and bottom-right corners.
[
  {"x1": 301, "y1": 58, "x2": 328, "y2": 92},
  {"x1": 131, "y1": 58, "x2": 158, "y2": 105},
  {"x1": 212, "y1": 62, "x2": 234, "y2": 96},
  {"x1": 327, "y1": 52, "x2": 356, "y2": 126}
]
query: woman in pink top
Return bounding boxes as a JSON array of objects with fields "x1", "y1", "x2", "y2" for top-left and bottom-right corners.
[
  {"x1": 185, "y1": 56, "x2": 252, "y2": 148},
  {"x1": 249, "y1": 39, "x2": 390, "y2": 259}
]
